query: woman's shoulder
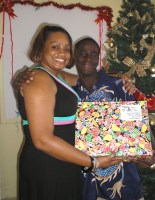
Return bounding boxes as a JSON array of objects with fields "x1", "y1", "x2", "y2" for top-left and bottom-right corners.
[{"x1": 23, "y1": 69, "x2": 56, "y2": 93}]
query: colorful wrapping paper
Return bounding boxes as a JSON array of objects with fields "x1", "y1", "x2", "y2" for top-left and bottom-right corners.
[{"x1": 75, "y1": 101, "x2": 152, "y2": 157}]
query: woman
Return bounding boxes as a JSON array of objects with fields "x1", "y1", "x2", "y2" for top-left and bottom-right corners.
[{"x1": 17, "y1": 24, "x2": 122, "y2": 200}]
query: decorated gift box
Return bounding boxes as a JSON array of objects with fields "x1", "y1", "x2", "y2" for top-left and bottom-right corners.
[{"x1": 75, "y1": 101, "x2": 153, "y2": 157}]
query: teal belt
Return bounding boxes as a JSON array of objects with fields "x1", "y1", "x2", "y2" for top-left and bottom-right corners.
[{"x1": 23, "y1": 115, "x2": 76, "y2": 126}]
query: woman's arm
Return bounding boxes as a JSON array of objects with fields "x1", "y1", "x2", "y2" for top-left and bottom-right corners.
[{"x1": 22, "y1": 70, "x2": 121, "y2": 168}]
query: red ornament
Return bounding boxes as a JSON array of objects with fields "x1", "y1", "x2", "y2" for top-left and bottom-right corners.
[
  {"x1": 133, "y1": 89, "x2": 155, "y2": 111},
  {"x1": 133, "y1": 89, "x2": 146, "y2": 100},
  {"x1": 0, "y1": 0, "x2": 16, "y2": 18},
  {"x1": 147, "y1": 97, "x2": 155, "y2": 110}
]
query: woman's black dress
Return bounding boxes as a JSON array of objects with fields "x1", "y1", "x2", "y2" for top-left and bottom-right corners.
[{"x1": 17, "y1": 67, "x2": 83, "y2": 200}]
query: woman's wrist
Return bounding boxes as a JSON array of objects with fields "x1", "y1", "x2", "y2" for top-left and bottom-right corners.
[{"x1": 83, "y1": 156, "x2": 99, "y2": 172}]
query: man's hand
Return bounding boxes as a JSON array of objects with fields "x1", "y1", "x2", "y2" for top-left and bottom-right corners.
[
  {"x1": 12, "y1": 68, "x2": 36, "y2": 92},
  {"x1": 108, "y1": 73, "x2": 136, "y2": 95},
  {"x1": 120, "y1": 74, "x2": 136, "y2": 95},
  {"x1": 134, "y1": 151, "x2": 155, "y2": 170}
]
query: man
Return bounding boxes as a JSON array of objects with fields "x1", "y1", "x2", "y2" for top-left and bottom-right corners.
[{"x1": 73, "y1": 37, "x2": 143, "y2": 200}]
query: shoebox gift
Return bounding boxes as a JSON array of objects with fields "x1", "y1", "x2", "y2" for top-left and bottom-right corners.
[{"x1": 75, "y1": 101, "x2": 152, "y2": 157}]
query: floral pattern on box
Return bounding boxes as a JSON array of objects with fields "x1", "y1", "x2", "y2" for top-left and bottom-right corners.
[{"x1": 75, "y1": 101, "x2": 152, "y2": 157}]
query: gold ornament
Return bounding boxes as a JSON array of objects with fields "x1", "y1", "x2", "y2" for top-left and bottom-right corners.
[
  {"x1": 109, "y1": 42, "x2": 115, "y2": 48},
  {"x1": 127, "y1": 12, "x2": 133, "y2": 17},
  {"x1": 149, "y1": 113, "x2": 155, "y2": 126},
  {"x1": 120, "y1": 17, "x2": 129, "y2": 25},
  {"x1": 102, "y1": 56, "x2": 108, "y2": 72},
  {"x1": 112, "y1": 47, "x2": 117, "y2": 58},
  {"x1": 150, "y1": 65, "x2": 155, "y2": 74},
  {"x1": 114, "y1": 30, "x2": 122, "y2": 35},
  {"x1": 142, "y1": 3, "x2": 148, "y2": 7},
  {"x1": 144, "y1": 25, "x2": 152, "y2": 32},
  {"x1": 132, "y1": 10, "x2": 141, "y2": 20},
  {"x1": 102, "y1": 43, "x2": 116, "y2": 66},
  {"x1": 152, "y1": 24, "x2": 155, "y2": 31},
  {"x1": 142, "y1": 34, "x2": 149, "y2": 39},
  {"x1": 131, "y1": 76, "x2": 136, "y2": 84},
  {"x1": 141, "y1": 12, "x2": 152, "y2": 24},
  {"x1": 115, "y1": 58, "x2": 121, "y2": 63},
  {"x1": 113, "y1": 17, "x2": 128, "y2": 30},
  {"x1": 130, "y1": 42, "x2": 137, "y2": 52},
  {"x1": 105, "y1": 38, "x2": 115, "y2": 48},
  {"x1": 149, "y1": 32, "x2": 155, "y2": 39}
]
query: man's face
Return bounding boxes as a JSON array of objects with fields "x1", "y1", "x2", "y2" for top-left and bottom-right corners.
[{"x1": 75, "y1": 41, "x2": 99, "y2": 76}]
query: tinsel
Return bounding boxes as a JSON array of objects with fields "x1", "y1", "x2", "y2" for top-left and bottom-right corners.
[
  {"x1": 95, "y1": 9, "x2": 113, "y2": 30},
  {"x1": 13, "y1": 0, "x2": 113, "y2": 20},
  {"x1": 0, "y1": 0, "x2": 17, "y2": 18},
  {"x1": 0, "y1": 0, "x2": 113, "y2": 25},
  {"x1": 0, "y1": 0, "x2": 113, "y2": 76}
]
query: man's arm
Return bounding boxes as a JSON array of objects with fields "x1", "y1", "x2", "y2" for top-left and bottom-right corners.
[
  {"x1": 12, "y1": 69, "x2": 136, "y2": 95},
  {"x1": 11, "y1": 67, "x2": 36, "y2": 98},
  {"x1": 108, "y1": 72, "x2": 136, "y2": 95}
]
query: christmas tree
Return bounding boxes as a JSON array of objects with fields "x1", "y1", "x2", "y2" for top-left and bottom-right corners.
[{"x1": 104, "y1": 0, "x2": 155, "y2": 199}]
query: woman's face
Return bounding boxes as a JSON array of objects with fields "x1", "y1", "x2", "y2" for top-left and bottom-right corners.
[
  {"x1": 41, "y1": 32, "x2": 71, "y2": 73},
  {"x1": 75, "y1": 41, "x2": 99, "y2": 76}
]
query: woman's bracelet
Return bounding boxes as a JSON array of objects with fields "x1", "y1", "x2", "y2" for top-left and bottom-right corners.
[{"x1": 83, "y1": 156, "x2": 99, "y2": 173}]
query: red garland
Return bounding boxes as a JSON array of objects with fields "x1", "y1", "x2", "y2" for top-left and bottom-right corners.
[
  {"x1": 0, "y1": 0, "x2": 17, "y2": 18},
  {"x1": 133, "y1": 89, "x2": 155, "y2": 111},
  {"x1": 13, "y1": 1, "x2": 112, "y2": 11},
  {"x1": 13, "y1": 1, "x2": 113, "y2": 27},
  {"x1": 95, "y1": 9, "x2": 113, "y2": 30}
]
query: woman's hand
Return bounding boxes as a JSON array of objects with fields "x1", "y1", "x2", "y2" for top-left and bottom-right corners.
[{"x1": 97, "y1": 152, "x2": 123, "y2": 169}]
